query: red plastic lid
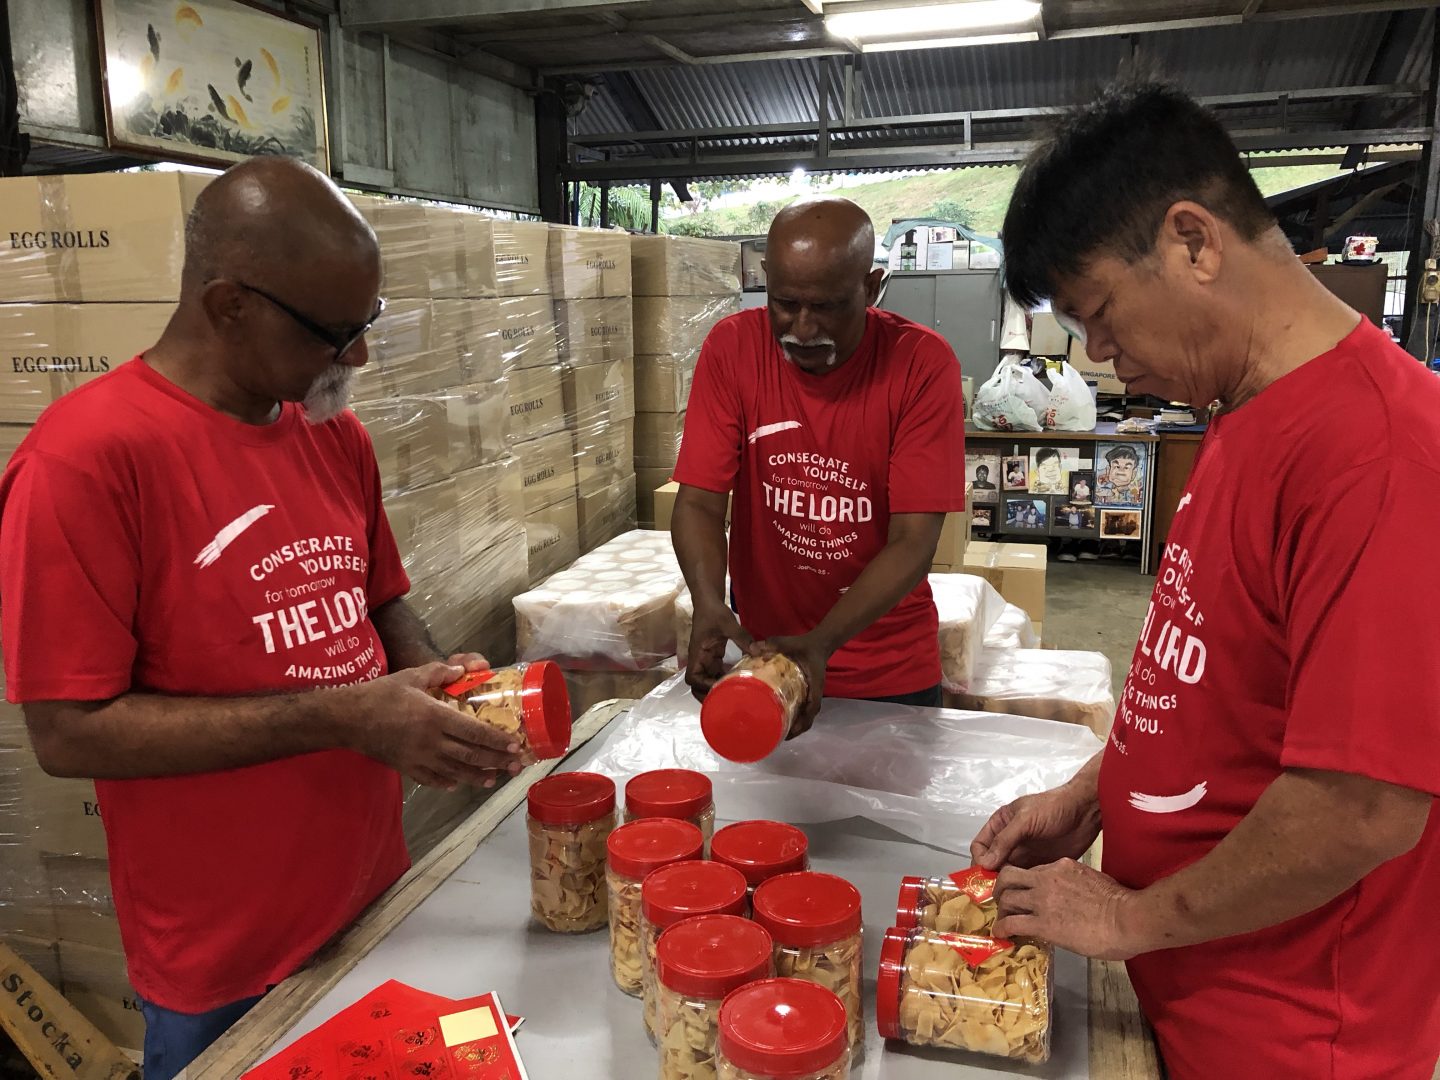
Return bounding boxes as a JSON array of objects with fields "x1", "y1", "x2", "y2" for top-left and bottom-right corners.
[
  {"x1": 710, "y1": 821, "x2": 809, "y2": 887},
  {"x1": 526, "y1": 771, "x2": 615, "y2": 826},
  {"x1": 701, "y1": 675, "x2": 788, "y2": 763},
  {"x1": 625, "y1": 769, "x2": 714, "y2": 821},
  {"x1": 654, "y1": 914, "x2": 773, "y2": 999},
  {"x1": 606, "y1": 818, "x2": 704, "y2": 881},
  {"x1": 521, "y1": 661, "x2": 572, "y2": 758},
  {"x1": 875, "y1": 927, "x2": 912, "y2": 1039},
  {"x1": 718, "y1": 978, "x2": 849, "y2": 1077},
  {"x1": 894, "y1": 876, "x2": 924, "y2": 930},
  {"x1": 641, "y1": 860, "x2": 749, "y2": 928},
  {"x1": 752, "y1": 872, "x2": 862, "y2": 947}
]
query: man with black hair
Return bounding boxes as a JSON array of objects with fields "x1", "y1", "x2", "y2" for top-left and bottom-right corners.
[
  {"x1": 974, "y1": 79, "x2": 1440, "y2": 1078},
  {"x1": 972, "y1": 464, "x2": 997, "y2": 491}
]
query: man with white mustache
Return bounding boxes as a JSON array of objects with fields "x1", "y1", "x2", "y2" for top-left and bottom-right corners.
[
  {"x1": 673, "y1": 197, "x2": 966, "y2": 734},
  {"x1": 0, "y1": 157, "x2": 523, "y2": 1078}
]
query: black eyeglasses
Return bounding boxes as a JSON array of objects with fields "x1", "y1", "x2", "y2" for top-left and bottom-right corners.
[{"x1": 234, "y1": 281, "x2": 386, "y2": 361}]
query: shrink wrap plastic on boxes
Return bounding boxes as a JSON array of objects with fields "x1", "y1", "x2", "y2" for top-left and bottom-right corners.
[
  {"x1": 931, "y1": 574, "x2": 1007, "y2": 692},
  {"x1": 946, "y1": 650, "x2": 1115, "y2": 738},
  {"x1": 630, "y1": 235, "x2": 742, "y2": 297}
]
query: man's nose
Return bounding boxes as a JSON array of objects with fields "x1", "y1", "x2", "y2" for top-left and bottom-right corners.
[
  {"x1": 340, "y1": 337, "x2": 370, "y2": 368},
  {"x1": 792, "y1": 307, "x2": 821, "y2": 342}
]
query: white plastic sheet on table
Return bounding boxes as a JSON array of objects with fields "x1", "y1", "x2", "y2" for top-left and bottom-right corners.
[
  {"x1": 931, "y1": 574, "x2": 1007, "y2": 693},
  {"x1": 258, "y1": 681, "x2": 1103, "y2": 1080},
  {"x1": 950, "y1": 650, "x2": 1116, "y2": 739}
]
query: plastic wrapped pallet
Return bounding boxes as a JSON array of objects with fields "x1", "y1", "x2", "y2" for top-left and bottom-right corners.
[
  {"x1": 0, "y1": 171, "x2": 210, "y2": 303},
  {"x1": 526, "y1": 492, "x2": 581, "y2": 585},
  {"x1": 554, "y1": 297, "x2": 634, "y2": 367},
  {"x1": 564, "y1": 356, "x2": 635, "y2": 434},
  {"x1": 433, "y1": 300, "x2": 502, "y2": 384},
  {"x1": 931, "y1": 574, "x2": 1008, "y2": 692},
  {"x1": 634, "y1": 353, "x2": 697, "y2": 415},
  {"x1": 471, "y1": 296, "x2": 560, "y2": 376},
  {"x1": 350, "y1": 195, "x2": 430, "y2": 299},
  {"x1": 577, "y1": 473, "x2": 638, "y2": 554},
  {"x1": 506, "y1": 365, "x2": 567, "y2": 445},
  {"x1": 44, "y1": 854, "x2": 120, "y2": 951},
  {"x1": 384, "y1": 477, "x2": 462, "y2": 584},
  {"x1": 407, "y1": 528, "x2": 529, "y2": 664},
  {"x1": 57, "y1": 940, "x2": 146, "y2": 1050},
  {"x1": 0, "y1": 302, "x2": 176, "y2": 423},
  {"x1": 946, "y1": 649, "x2": 1115, "y2": 738},
  {"x1": 635, "y1": 411, "x2": 686, "y2": 471},
  {"x1": 633, "y1": 295, "x2": 742, "y2": 357},
  {"x1": 355, "y1": 299, "x2": 467, "y2": 399},
  {"x1": 494, "y1": 221, "x2": 552, "y2": 298},
  {"x1": 574, "y1": 421, "x2": 635, "y2": 502},
  {"x1": 515, "y1": 530, "x2": 685, "y2": 671},
  {"x1": 565, "y1": 658, "x2": 680, "y2": 718},
  {"x1": 355, "y1": 396, "x2": 451, "y2": 496},
  {"x1": 636, "y1": 467, "x2": 674, "y2": 528},
  {"x1": 455, "y1": 456, "x2": 525, "y2": 556},
  {"x1": 984, "y1": 603, "x2": 1040, "y2": 650},
  {"x1": 630, "y1": 235, "x2": 742, "y2": 297},
  {"x1": 2, "y1": 932, "x2": 60, "y2": 989},
  {"x1": 435, "y1": 380, "x2": 510, "y2": 471},
  {"x1": 547, "y1": 226, "x2": 633, "y2": 299},
  {"x1": 514, "y1": 429, "x2": 578, "y2": 514}
]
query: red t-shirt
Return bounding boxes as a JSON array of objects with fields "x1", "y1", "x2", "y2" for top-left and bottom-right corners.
[
  {"x1": 674, "y1": 308, "x2": 967, "y2": 698},
  {"x1": 0, "y1": 359, "x2": 413, "y2": 1012},
  {"x1": 1099, "y1": 320, "x2": 1440, "y2": 1079}
]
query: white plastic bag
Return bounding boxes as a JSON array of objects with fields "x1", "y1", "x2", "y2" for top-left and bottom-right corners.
[
  {"x1": 1046, "y1": 361, "x2": 1098, "y2": 431},
  {"x1": 984, "y1": 603, "x2": 1040, "y2": 650},
  {"x1": 973, "y1": 358, "x2": 1047, "y2": 433},
  {"x1": 931, "y1": 574, "x2": 1007, "y2": 691}
]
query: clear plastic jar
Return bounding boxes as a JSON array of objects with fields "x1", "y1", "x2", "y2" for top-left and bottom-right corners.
[
  {"x1": 640, "y1": 860, "x2": 750, "y2": 1038},
  {"x1": 623, "y1": 769, "x2": 716, "y2": 849},
  {"x1": 717, "y1": 978, "x2": 851, "y2": 1080},
  {"x1": 752, "y1": 872, "x2": 864, "y2": 1053},
  {"x1": 700, "y1": 654, "x2": 809, "y2": 762},
  {"x1": 876, "y1": 927, "x2": 1053, "y2": 1064},
  {"x1": 655, "y1": 914, "x2": 774, "y2": 1080},
  {"x1": 605, "y1": 818, "x2": 704, "y2": 997},
  {"x1": 525, "y1": 771, "x2": 615, "y2": 933},
  {"x1": 432, "y1": 661, "x2": 572, "y2": 760},
  {"x1": 894, "y1": 867, "x2": 998, "y2": 935},
  {"x1": 710, "y1": 820, "x2": 809, "y2": 896}
]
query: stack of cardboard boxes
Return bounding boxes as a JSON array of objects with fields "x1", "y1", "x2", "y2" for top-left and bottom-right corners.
[
  {"x1": 551, "y1": 226, "x2": 637, "y2": 565},
  {"x1": 630, "y1": 236, "x2": 743, "y2": 525}
]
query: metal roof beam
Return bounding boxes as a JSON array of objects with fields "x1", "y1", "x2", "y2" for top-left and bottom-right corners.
[{"x1": 341, "y1": 0, "x2": 655, "y2": 33}]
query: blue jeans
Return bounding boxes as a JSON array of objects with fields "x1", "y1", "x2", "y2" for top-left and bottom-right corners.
[
  {"x1": 867, "y1": 684, "x2": 943, "y2": 708},
  {"x1": 139, "y1": 994, "x2": 263, "y2": 1080}
]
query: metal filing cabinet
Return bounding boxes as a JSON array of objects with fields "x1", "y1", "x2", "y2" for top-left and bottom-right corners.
[{"x1": 880, "y1": 269, "x2": 1004, "y2": 387}]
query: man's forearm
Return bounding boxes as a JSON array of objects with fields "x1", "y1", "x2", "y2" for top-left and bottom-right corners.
[
  {"x1": 1065, "y1": 751, "x2": 1104, "y2": 804},
  {"x1": 1121, "y1": 768, "x2": 1431, "y2": 952},
  {"x1": 808, "y1": 535, "x2": 934, "y2": 655},
  {"x1": 371, "y1": 596, "x2": 445, "y2": 670},
  {"x1": 672, "y1": 493, "x2": 730, "y2": 611},
  {"x1": 25, "y1": 689, "x2": 355, "y2": 780}
]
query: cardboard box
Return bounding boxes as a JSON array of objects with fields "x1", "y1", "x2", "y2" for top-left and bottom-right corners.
[
  {"x1": 573, "y1": 419, "x2": 634, "y2": 500},
  {"x1": 636, "y1": 467, "x2": 673, "y2": 527},
  {"x1": 461, "y1": 214, "x2": 499, "y2": 299},
  {"x1": 634, "y1": 353, "x2": 697, "y2": 414},
  {"x1": 18, "y1": 765, "x2": 107, "y2": 860},
  {"x1": 547, "y1": 225, "x2": 633, "y2": 299},
  {"x1": 44, "y1": 854, "x2": 121, "y2": 952},
  {"x1": 1029, "y1": 312, "x2": 1070, "y2": 356},
  {"x1": 408, "y1": 528, "x2": 527, "y2": 662},
  {"x1": 961, "y1": 541, "x2": 1047, "y2": 623},
  {"x1": 564, "y1": 357, "x2": 635, "y2": 432},
  {"x1": 634, "y1": 410, "x2": 686, "y2": 470},
  {"x1": 932, "y1": 506, "x2": 972, "y2": 569},
  {"x1": 0, "y1": 172, "x2": 210, "y2": 303},
  {"x1": 351, "y1": 195, "x2": 430, "y2": 299},
  {"x1": 362, "y1": 298, "x2": 467, "y2": 398},
  {"x1": 354, "y1": 396, "x2": 451, "y2": 496},
  {"x1": 384, "y1": 477, "x2": 462, "y2": 582},
  {"x1": 438, "y1": 380, "x2": 509, "y2": 471},
  {"x1": 553, "y1": 297, "x2": 634, "y2": 367},
  {"x1": 651, "y1": 480, "x2": 732, "y2": 531},
  {"x1": 455, "y1": 457, "x2": 524, "y2": 556},
  {"x1": 494, "y1": 221, "x2": 551, "y2": 298},
  {"x1": 526, "y1": 494, "x2": 580, "y2": 585},
  {"x1": 57, "y1": 941, "x2": 145, "y2": 1050},
  {"x1": 630, "y1": 235, "x2": 742, "y2": 296},
  {"x1": 633, "y1": 295, "x2": 741, "y2": 356},
  {"x1": 577, "y1": 473, "x2": 637, "y2": 553},
  {"x1": 0, "y1": 838, "x2": 59, "y2": 941},
  {"x1": 470, "y1": 296, "x2": 560, "y2": 376},
  {"x1": 505, "y1": 365, "x2": 566, "y2": 445},
  {"x1": 1067, "y1": 337, "x2": 1125, "y2": 395},
  {"x1": 514, "y1": 429, "x2": 577, "y2": 514},
  {"x1": 0, "y1": 303, "x2": 175, "y2": 423}
]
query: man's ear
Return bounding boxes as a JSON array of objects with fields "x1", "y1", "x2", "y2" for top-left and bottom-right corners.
[
  {"x1": 865, "y1": 267, "x2": 885, "y2": 306},
  {"x1": 199, "y1": 280, "x2": 246, "y2": 334},
  {"x1": 1162, "y1": 201, "x2": 1223, "y2": 285}
]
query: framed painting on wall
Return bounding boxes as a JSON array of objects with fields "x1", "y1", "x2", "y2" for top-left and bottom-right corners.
[{"x1": 96, "y1": 0, "x2": 329, "y2": 170}]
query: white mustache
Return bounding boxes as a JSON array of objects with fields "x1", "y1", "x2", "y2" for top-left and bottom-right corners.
[
  {"x1": 302, "y1": 364, "x2": 355, "y2": 424},
  {"x1": 781, "y1": 334, "x2": 836, "y2": 349}
]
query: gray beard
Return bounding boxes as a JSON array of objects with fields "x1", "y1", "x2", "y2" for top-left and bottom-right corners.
[{"x1": 302, "y1": 365, "x2": 355, "y2": 424}]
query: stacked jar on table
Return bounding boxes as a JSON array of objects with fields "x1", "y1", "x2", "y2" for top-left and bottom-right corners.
[
  {"x1": 606, "y1": 818, "x2": 705, "y2": 995},
  {"x1": 624, "y1": 768, "x2": 717, "y2": 850},
  {"x1": 717, "y1": 978, "x2": 852, "y2": 1080},
  {"x1": 709, "y1": 820, "x2": 809, "y2": 897},
  {"x1": 526, "y1": 772, "x2": 616, "y2": 933}
]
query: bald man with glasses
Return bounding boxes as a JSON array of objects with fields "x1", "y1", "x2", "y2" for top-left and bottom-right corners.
[{"x1": 0, "y1": 158, "x2": 522, "y2": 1080}]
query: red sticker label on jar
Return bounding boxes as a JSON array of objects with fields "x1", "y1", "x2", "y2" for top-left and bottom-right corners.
[
  {"x1": 949, "y1": 867, "x2": 997, "y2": 903},
  {"x1": 441, "y1": 670, "x2": 496, "y2": 697},
  {"x1": 938, "y1": 933, "x2": 1015, "y2": 967}
]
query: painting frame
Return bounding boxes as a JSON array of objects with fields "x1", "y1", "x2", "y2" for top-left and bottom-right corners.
[
  {"x1": 1096, "y1": 442, "x2": 1147, "y2": 507},
  {"x1": 966, "y1": 451, "x2": 1001, "y2": 505},
  {"x1": 1003, "y1": 496, "x2": 1049, "y2": 535},
  {"x1": 95, "y1": 0, "x2": 331, "y2": 172},
  {"x1": 1002, "y1": 455, "x2": 1030, "y2": 492},
  {"x1": 1100, "y1": 508, "x2": 1144, "y2": 540},
  {"x1": 1029, "y1": 445, "x2": 1080, "y2": 496},
  {"x1": 971, "y1": 506, "x2": 993, "y2": 532},
  {"x1": 1050, "y1": 498, "x2": 1098, "y2": 537}
]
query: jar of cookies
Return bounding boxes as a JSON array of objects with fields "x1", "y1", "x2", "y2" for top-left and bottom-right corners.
[
  {"x1": 752, "y1": 872, "x2": 864, "y2": 1052},
  {"x1": 606, "y1": 818, "x2": 704, "y2": 997},
  {"x1": 894, "y1": 868, "x2": 998, "y2": 935},
  {"x1": 525, "y1": 772, "x2": 615, "y2": 933},
  {"x1": 656, "y1": 914, "x2": 774, "y2": 1080},
  {"x1": 700, "y1": 654, "x2": 809, "y2": 762},
  {"x1": 640, "y1": 860, "x2": 750, "y2": 1038},
  {"x1": 716, "y1": 978, "x2": 851, "y2": 1080},
  {"x1": 432, "y1": 662, "x2": 572, "y2": 760},
  {"x1": 710, "y1": 821, "x2": 809, "y2": 896},
  {"x1": 623, "y1": 769, "x2": 716, "y2": 849},
  {"x1": 876, "y1": 927, "x2": 1053, "y2": 1063}
]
